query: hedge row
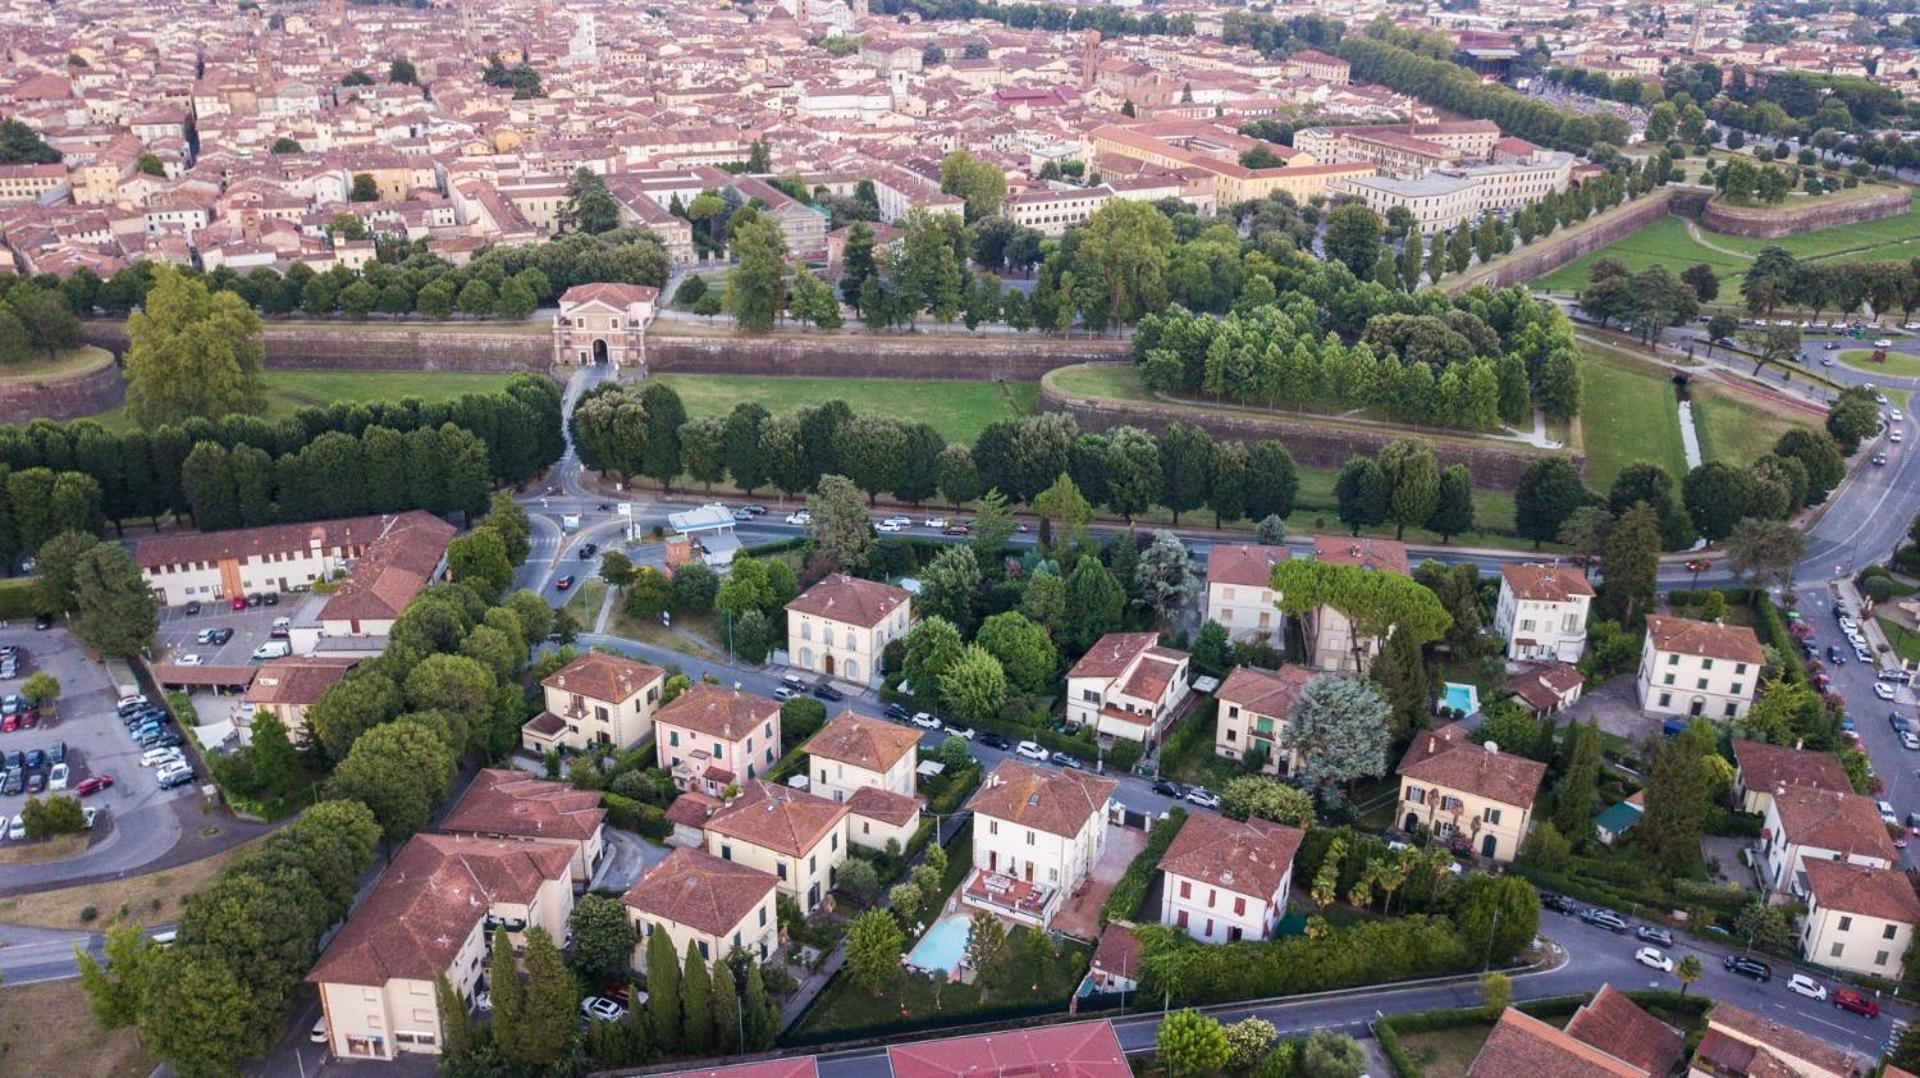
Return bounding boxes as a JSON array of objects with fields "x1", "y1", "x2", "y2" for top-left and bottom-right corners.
[
  {"x1": 0, "y1": 579, "x2": 39, "y2": 621},
  {"x1": 1099, "y1": 808, "x2": 1187, "y2": 928}
]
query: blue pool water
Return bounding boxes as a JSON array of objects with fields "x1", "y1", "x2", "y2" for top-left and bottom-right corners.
[
  {"x1": 907, "y1": 915, "x2": 971, "y2": 972},
  {"x1": 1442, "y1": 682, "x2": 1480, "y2": 715}
]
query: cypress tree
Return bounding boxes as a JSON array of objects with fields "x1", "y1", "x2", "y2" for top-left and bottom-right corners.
[
  {"x1": 743, "y1": 959, "x2": 777, "y2": 1050},
  {"x1": 1552, "y1": 719, "x2": 1601, "y2": 839},
  {"x1": 709, "y1": 954, "x2": 742, "y2": 1053},
  {"x1": 679, "y1": 940, "x2": 714, "y2": 1053},
  {"x1": 487, "y1": 927, "x2": 527, "y2": 1061},
  {"x1": 434, "y1": 971, "x2": 477, "y2": 1060},
  {"x1": 644, "y1": 924, "x2": 681, "y2": 1051}
]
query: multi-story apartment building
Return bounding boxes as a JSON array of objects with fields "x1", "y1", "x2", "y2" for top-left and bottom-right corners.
[
  {"x1": 1800, "y1": 860, "x2": 1920, "y2": 980},
  {"x1": 437, "y1": 768, "x2": 608, "y2": 885},
  {"x1": 1203, "y1": 543, "x2": 1289, "y2": 647},
  {"x1": 0, "y1": 164, "x2": 69, "y2": 206},
  {"x1": 135, "y1": 510, "x2": 448, "y2": 608},
  {"x1": 1493, "y1": 565, "x2": 1594, "y2": 663},
  {"x1": 623, "y1": 846, "x2": 779, "y2": 965},
  {"x1": 1327, "y1": 172, "x2": 1481, "y2": 234},
  {"x1": 521, "y1": 653, "x2": 666, "y2": 755},
  {"x1": 1002, "y1": 183, "x2": 1114, "y2": 236},
  {"x1": 1730, "y1": 739, "x2": 1853, "y2": 817},
  {"x1": 1760, "y1": 785, "x2": 1897, "y2": 899},
  {"x1": 1396, "y1": 722, "x2": 1546, "y2": 862},
  {"x1": 1635, "y1": 615, "x2": 1763, "y2": 719},
  {"x1": 786, "y1": 574, "x2": 913, "y2": 690},
  {"x1": 1064, "y1": 632, "x2": 1192, "y2": 745},
  {"x1": 801, "y1": 711, "x2": 922, "y2": 803},
  {"x1": 653, "y1": 684, "x2": 782, "y2": 797},
  {"x1": 1213, "y1": 663, "x2": 1315, "y2": 776},
  {"x1": 1157, "y1": 813, "x2": 1303, "y2": 943},
  {"x1": 704, "y1": 780, "x2": 849, "y2": 913},
  {"x1": 963, "y1": 760, "x2": 1116, "y2": 929},
  {"x1": 308, "y1": 835, "x2": 573, "y2": 1061},
  {"x1": 1304, "y1": 537, "x2": 1410, "y2": 673}
]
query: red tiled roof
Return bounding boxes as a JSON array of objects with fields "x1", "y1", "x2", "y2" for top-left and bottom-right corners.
[
  {"x1": 307, "y1": 835, "x2": 571, "y2": 986},
  {"x1": 1067, "y1": 632, "x2": 1160, "y2": 679},
  {"x1": 1804, "y1": 860, "x2": 1920, "y2": 924},
  {"x1": 623, "y1": 846, "x2": 775, "y2": 938},
  {"x1": 542, "y1": 652, "x2": 664, "y2": 704},
  {"x1": 786, "y1": 573, "x2": 911, "y2": 628},
  {"x1": 705, "y1": 780, "x2": 848, "y2": 857},
  {"x1": 1771, "y1": 786, "x2": 1898, "y2": 863},
  {"x1": 655, "y1": 1062, "x2": 817, "y2": 1078},
  {"x1": 559, "y1": 281, "x2": 658, "y2": 308},
  {"x1": 245, "y1": 656, "x2": 358, "y2": 707},
  {"x1": 1467, "y1": 1008, "x2": 1644, "y2": 1077},
  {"x1": 1398, "y1": 722, "x2": 1547, "y2": 809},
  {"x1": 1312, "y1": 536, "x2": 1410, "y2": 575},
  {"x1": 803, "y1": 711, "x2": 922, "y2": 772},
  {"x1": 965, "y1": 759, "x2": 1116, "y2": 838},
  {"x1": 317, "y1": 511, "x2": 456, "y2": 623},
  {"x1": 888, "y1": 1019, "x2": 1130, "y2": 1078},
  {"x1": 1706, "y1": 1001, "x2": 1864, "y2": 1076},
  {"x1": 846, "y1": 785, "x2": 922, "y2": 827},
  {"x1": 1090, "y1": 922, "x2": 1142, "y2": 979},
  {"x1": 1206, "y1": 543, "x2": 1290, "y2": 588},
  {"x1": 439, "y1": 768, "x2": 605, "y2": 843},
  {"x1": 655, "y1": 683, "x2": 779, "y2": 741},
  {"x1": 1563, "y1": 984, "x2": 1685, "y2": 1078},
  {"x1": 1732, "y1": 740, "x2": 1851, "y2": 798},
  {"x1": 1159, "y1": 813, "x2": 1302, "y2": 899},
  {"x1": 1646, "y1": 615, "x2": 1764, "y2": 665},
  {"x1": 1217, "y1": 664, "x2": 1313, "y2": 718},
  {"x1": 1501, "y1": 564, "x2": 1595, "y2": 602}
]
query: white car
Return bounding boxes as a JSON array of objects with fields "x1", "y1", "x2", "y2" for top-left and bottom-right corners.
[
  {"x1": 945, "y1": 724, "x2": 976, "y2": 741},
  {"x1": 1894, "y1": 409, "x2": 1907, "y2": 422},
  {"x1": 1878, "y1": 683, "x2": 1899, "y2": 701},
  {"x1": 176, "y1": 654, "x2": 204, "y2": 666},
  {"x1": 140, "y1": 747, "x2": 185, "y2": 768},
  {"x1": 47, "y1": 762, "x2": 67, "y2": 790},
  {"x1": 1788, "y1": 973, "x2": 1828, "y2": 1000},
  {"x1": 1635, "y1": 947, "x2": 1674, "y2": 973},
  {"x1": 1858, "y1": 646, "x2": 1875, "y2": 663},
  {"x1": 1876, "y1": 339, "x2": 1894, "y2": 348},
  {"x1": 1840, "y1": 616, "x2": 1859, "y2": 632},
  {"x1": 1015, "y1": 740, "x2": 1048, "y2": 761},
  {"x1": 1185, "y1": 786, "x2": 1221, "y2": 810},
  {"x1": 311, "y1": 1018, "x2": 329, "y2": 1044},
  {"x1": 909, "y1": 712, "x2": 942, "y2": 730},
  {"x1": 785, "y1": 511, "x2": 811, "y2": 526},
  {"x1": 1894, "y1": 430, "x2": 1906, "y2": 443},
  {"x1": 581, "y1": 996, "x2": 627, "y2": 1023},
  {"x1": 924, "y1": 516, "x2": 948, "y2": 529},
  {"x1": 874, "y1": 519, "x2": 904, "y2": 533},
  {"x1": 1879, "y1": 800, "x2": 1900, "y2": 825},
  {"x1": 155, "y1": 761, "x2": 194, "y2": 788},
  {"x1": 6, "y1": 817, "x2": 23, "y2": 841},
  {"x1": 882, "y1": 515, "x2": 912, "y2": 528},
  {"x1": 1904, "y1": 732, "x2": 1920, "y2": 751},
  {"x1": 82, "y1": 806, "x2": 99, "y2": 830},
  {"x1": 475, "y1": 990, "x2": 492, "y2": 1012}
]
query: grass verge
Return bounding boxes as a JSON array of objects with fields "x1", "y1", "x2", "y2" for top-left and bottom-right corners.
[
  {"x1": 1689, "y1": 380, "x2": 1809, "y2": 468},
  {"x1": 1879, "y1": 617, "x2": 1920, "y2": 665},
  {"x1": 0, "y1": 834, "x2": 90, "y2": 865},
  {"x1": 0, "y1": 346, "x2": 113, "y2": 384},
  {"x1": 0, "y1": 979, "x2": 150, "y2": 1077},
  {"x1": 654, "y1": 374, "x2": 1039, "y2": 444},
  {"x1": 0, "y1": 836, "x2": 261, "y2": 929},
  {"x1": 1838, "y1": 348, "x2": 1920, "y2": 379},
  {"x1": 1579, "y1": 347, "x2": 1686, "y2": 490}
]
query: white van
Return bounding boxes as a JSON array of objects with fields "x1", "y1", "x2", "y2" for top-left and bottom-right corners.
[{"x1": 251, "y1": 640, "x2": 292, "y2": 662}]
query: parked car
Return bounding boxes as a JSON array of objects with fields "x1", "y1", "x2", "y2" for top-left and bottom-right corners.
[
  {"x1": 184, "y1": 601, "x2": 202, "y2": 616},
  {"x1": 581, "y1": 996, "x2": 627, "y2": 1023},
  {"x1": 1877, "y1": 683, "x2": 1899, "y2": 701},
  {"x1": 1788, "y1": 974, "x2": 1829, "y2": 1001},
  {"x1": 1050, "y1": 751, "x2": 1083, "y2": 769},
  {"x1": 48, "y1": 741, "x2": 64, "y2": 764},
  {"x1": 1015, "y1": 740, "x2": 1048, "y2": 761},
  {"x1": 1580, "y1": 908, "x2": 1629, "y2": 933},
  {"x1": 881, "y1": 515, "x2": 912, "y2": 528},
  {"x1": 785, "y1": 511, "x2": 812, "y2": 526},
  {"x1": 74, "y1": 774, "x2": 113, "y2": 796},
  {"x1": 1636, "y1": 925, "x2": 1674, "y2": 947},
  {"x1": 945, "y1": 724, "x2": 975, "y2": 741},
  {"x1": 82, "y1": 807, "x2": 98, "y2": 830},
  {"x1": 743, "y1": 505, "x2": 768, "y2": 516},
  {"x1": 943, "y1": 523, "x2": 971, "y2": 536},
  {"x1": 924, "y1": 516, "x2": 948, "y2": 529},
  {"x1": 5, "y1": 817, "x2": 22, "y2": 841},
  {"x1": 810, "y1": 682, "x2": 845, "y2": 703},
  {"x1": 140, "y1": 747, "x2": 184, "y2": 769},
  {"x1": 909, "y1": 712, "x2": 942, "y2": 730},
  {"x1": 1835, "y1": 989, "x2": 1880, "y2": 1018},
  {"x1": 156, "y1": 763, "x2": 195, "y2": 790},
  {"x1": 979, "y1": 732, "x2": 1011, "y2": 751},
  {"x1": 271, "y1": 617, "x2": 291, "y2": 638},
  {"x1": 1724, "y1": 955, "x2": 1772, "y2": 982},
  {"x1": 1635, "y1": 947, "x2": 1674, "y2": 973},
  {"x1": 1829, "y1": 645, "x2": 1848, "y2": 665},
  {"x1": 47, "y1": 761, "x2": 69, "y2": 790},
  {"x1": 1880, "y1": 800, "x2": 1901, "y2": 826},
  {"x1": 1539, "y1": 892, "x2": 1579, "y2": 915},
  {"x1": 1184, "y1": 786, "x2": 1220, "y2": 810},
  {"x1": 1153, "y1": 779, "x2": 1188, "y2": 799},
  {"x1": 311, "y1": 1018, "x2": 329, "y2": 1044},
  {"x1": 554, "y1": 575, "x2": 575, "y2": 591}
]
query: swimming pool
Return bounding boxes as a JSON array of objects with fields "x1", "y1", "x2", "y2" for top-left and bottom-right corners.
[
  {"x1": 1441, "y1": 682, "x2": 1480, "y2": 716},
  {"x1": 906, "y1": 914, "x2": 971, "y2": 973}
]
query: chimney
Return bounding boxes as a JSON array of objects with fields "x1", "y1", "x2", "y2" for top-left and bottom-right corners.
[{"x1": 1484, "y1": 741, "x2": 1498, "y2": 755}]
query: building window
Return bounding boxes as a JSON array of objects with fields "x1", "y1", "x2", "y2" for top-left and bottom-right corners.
[
  {"x1": 1877, "y1": 950, "x2": 1891, "y2": 966},
  {"x1": 1735, "y1": 662, "x2": 1747, "y2": 675},
  {"x1": 1485, "y1": 808, "x2": 1502, "y2": 826},
  {"x1": 1658, "y1": 693, "x2": 1671, "y2": 707},
  {"x1": 1886, "y1": 924, "x2": 1899, "y2": 940},
  {"x1": 1831, "y1": 942, "x2": 1846, "y2": 958},
  {"x1": 1840, "y1": 916, "x2": 1854, "y2": 931},
  {"x1": 1731, "y1": 684, "x2": 1743, "y2": 697},
  {"x1": 1702, "y1": 659, "x2": 1714, "y2": 671}
]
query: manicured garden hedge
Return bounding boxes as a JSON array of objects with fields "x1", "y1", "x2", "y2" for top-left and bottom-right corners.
[
  {"x1": 0, "y1": 578, "x2": 40, "y2": 621},
  {"x1": 603, "y1": 791, "x2": 671, "y2": 840},
  {"x1": 1139, "y1": 916, "x2": 1475, "y2": 1005},
  {"x1": 1100, "y1": 808, "x2": 1187, "y2": 927}
]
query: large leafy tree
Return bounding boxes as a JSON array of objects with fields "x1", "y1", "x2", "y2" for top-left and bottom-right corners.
[
  {"x1": 807, "y1": 474, "x2": 875, "y2": 572},
  {"x1": 1270, "y1": 560, "x2": 1451, "y2": 672},
  {"x1": 71, "y1": 542, "x2": 157, "y2": 658},
  {"x1": 1070, "y1": 199, "x2": 1174, "y2": 328},
  {"x1": 569, "y1": 894, "x2": 636, "y2": 984},
  {"x1": 123, "y1": 265, "x2": 267, "y2": 428},
  {"x1": 1725, "y1": 516, "x2": 1807, "y2": 598},
  {"x1": 1514, "y1": 457, "x2": 1590, "y2": 548},
  {"x1": 1379, "y1": 440, "x2": 1440, "y2": 540},
  {"x1": 1323, "y1": 203, "x2": 1385, "y2": 279},
  {"x1": 974, "y1": 611, "x2": 1056, "y2": 694},
  {"x1": 938, "y1": 644, "x2": 1009, "y2": 725},
  {"x1": 326, "y1": 721, "x2": 457, "y2": 848},
  {"x1": 1287, "y1": 675, "x2": 1392, "y2": 798},
  {"x1": 1134, "y1": 530, "x2": 1199, "y2": 626},
  {"x1": 1062, "y1": 555, "x2": 1126, "y2": 651},
  {"x1": 844, "y1": 909, "x2": 905, "y2": 995},
  {"x1": 724, "y1": 208, "x2": 788, "y2": 332},
  {"x1": 1333, "y1": 456, "x2": 1388, "y2": 535},
  {"x1": 1157, "y1": 1009, "x2": 1230, "y2": 1075}
]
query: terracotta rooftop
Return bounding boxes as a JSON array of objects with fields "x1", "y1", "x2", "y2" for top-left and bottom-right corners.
[
  {"x1": 1311, "y1": 536, "x2": 1410, "y2": 576},
  {"x1": 705, "y1": 780, "x2": 848, "y2": 857},
  {"x1": 655, "y1": 683, "x2": 779, "y2": 741},
  {"x1": 1205, "y1": 543, "x2": 1290, "y2": 588},
  {"x1": 135, "y1": 511, "x2": 428, "y2": 570},
  {"x1": 307, "y1": 834, "x2": 571, "y2": 987},
  {"x1": 887, "y1": 1019, "x2": 1130, "y2": 1078},
  {"x1": 803, "y1": 711, "x2": 923, "y2": 773},
  {"x1": 1705, "y1": 1001, "x2": 1863, "y2": 1076},
  {"x1": 786, "y1": 573, "x2": 911, "y2": 628},
  {"x1": 1804, "y1": 860, "x2": 1920, "y2": 924},
  {"x1": 558, "y1": 281, "x2": 658, "y2": 307},
  {"x1": 244, "y1": 656, "x2": 357, "y2": 706},
  {"x1": 846, "y1": 785, "x2": 922, "y2": 828},
  {"x1": 1466, "y1": 1007, "x2": 1645, "y2": 1077},
  {"x1": 1645, "y1": 615, "x2": 1764, "y2": 665},
  {"x1": 1770, "y1": 786, "x2": 1898, "y2": 863},
  {"x1": 1501, "y1": 564, "x2": 1596, "y2": 602},
  {"x1": 1563, "y1": 984, "x2": 1685, "y2": 1078},
  {"x1": 1159, "y1": 812, "x2": 1303, "y2": 900},
  {"x1": 1732, "y1": 740, "x2": 1851, "y2": 799},
  {"x1": 965, "y1": 759, "x2": 1116, "y2": 839},
  {"x1": 439, "y1": 768, "x2": 605, "y2": 843},
  {"x1": 1507, "y1": 663, "x2": 1583, "y2": 712},
  {"x1": 623, "y1": 846, "x2": 775, "y2": 939},
  {"x1": 314, "y1": 512, "x2": 455, "y2": 624},
  {"x1": 654, "y1": 1062, "x2": 817, "y2": 1078},
  {"x1": 1398, "y1": 722, "x2": 1547, "y2": 810},
  {"x1": 1217, "y1": 663, "x2": 1313, "y2": 718},
  {"x1": 541, "y1": 652, "x2": 665, "y2": 704},
  {"x1": 1067, "y1": 632, "x2": 1161, "y2": 679},
  {"x1": 1090, "y1": 922, "x2": 1142, "y2": 981}
]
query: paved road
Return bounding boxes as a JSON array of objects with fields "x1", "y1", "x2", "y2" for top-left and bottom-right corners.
[{"x1": 0, "y1": 921, "x2": 177, "y2": 986}]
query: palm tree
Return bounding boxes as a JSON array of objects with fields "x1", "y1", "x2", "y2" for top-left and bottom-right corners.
[{"x1": 1676, "y1": 954, "x2": 1703, "y2": 995}]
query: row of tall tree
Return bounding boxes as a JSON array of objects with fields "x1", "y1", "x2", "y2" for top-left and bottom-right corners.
[{"x1": 1136, "y1": 284, "x2": 1582, "y2": 428}]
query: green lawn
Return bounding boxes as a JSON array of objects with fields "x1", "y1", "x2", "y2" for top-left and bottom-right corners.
[
  {"x1": 1580, "y1": 348, "x2": 1686, "y2": 491},
  {"x1": 0, "y1": 346, "x2": 113, "y2": 384},
  {"x1": 1689, "y1": 380, "x2": 1810, "y2": 468},
  {"x1": 1045, "y1": 363, "x2": 1157, "y2": 402},
  {"x1": 789, "y1": 929, "x2": 1089, "y2": 1042},
  {"x1": 86, "y1": 370, "x2": 524, "y2": 431},
  {"x1": 1534, "y1": 189, "x2": 1920, "y2": 294},
  {"x1": 1838, "y1": 348, "x2": 1920, "y2": 379},
  {"x1": 1391, "y1": 1022, "x2": 1497, "y2": 1078},
  {"x1": 654, "y1": 374, "x2": 1038, "y2": 444},
  {"x1": 1880, "y1": 617, "x2": 1920, "y2": 665}
]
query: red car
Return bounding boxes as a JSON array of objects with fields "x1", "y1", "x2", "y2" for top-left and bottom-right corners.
[
  {"x1": 1834, "y1": 990, "x2": 1880, "y2": 1018},
  {"x1": 17, "y1": 710, "x2": 36, "y2": 729},
  {"x1": 74, "y1": 774, "x2": 114, "y2": 797},
  {"x1": 554, "y1": 576, "x2": 575, "y2": 591},
  {"x1": 230, "y1": 596, "x2": 247, "y2": 611}
]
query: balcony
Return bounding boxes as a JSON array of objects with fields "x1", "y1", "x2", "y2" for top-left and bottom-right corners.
[{"x1": 961, "y1": 868, "x2": 1055, "y2": 928}]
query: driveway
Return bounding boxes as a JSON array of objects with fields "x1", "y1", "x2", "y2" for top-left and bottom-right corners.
[
  {"x1": 1050, "y1": 825, "x2": 1147, "y2": 943},
  {"x1": 590, "y1": 828, "x2": 668, "y2": 892},
  {"x1": 1560, "y1": 676, "x2": 1660, "y2": 745}
]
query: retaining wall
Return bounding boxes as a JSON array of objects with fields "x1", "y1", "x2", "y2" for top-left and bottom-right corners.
[
  {"x1": 645, "y1": 330, "x2": 1127, "y2": 381},
  {"x1": 0, "y1": 358, "x2": 125, "y2": 420},
  {"x1": 81, "y1": 321, "x2": 550, "y2": 372},
  {"x1": 1447, "y1": 189, "x2": 1679, "y2": 293},
  {"x1": 1699, "y1": 187, "x2": 1911, "y2": 239},
  {"x1": 1039, "y1": 372, "x2": 1567, "y2": 491}
]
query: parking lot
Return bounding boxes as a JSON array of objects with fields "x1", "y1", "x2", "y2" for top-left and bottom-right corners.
[
  {"x1": 154, "y1": 597, "x2": 297, "y2": 668},
  {"x1": 0, "y1": 626, "x2": 192, "y2": 867}
]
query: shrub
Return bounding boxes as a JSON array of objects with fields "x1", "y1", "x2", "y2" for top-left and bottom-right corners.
[
  {"x1": 601, "y1": 792, "x2": 670, "y2": 840},
  {"x1": 79, "y1": 905, "x2": 97, "y2": 922},
  {"x1": 1136, "y1": 916, "x2": 1473, "y2": 1005},
  {"x1": 1101, "y1": 809, "x2": 1187, "y2": 927},
  {"x1": 0, "y1": 578, "x2": 41, "y2": 620}
]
